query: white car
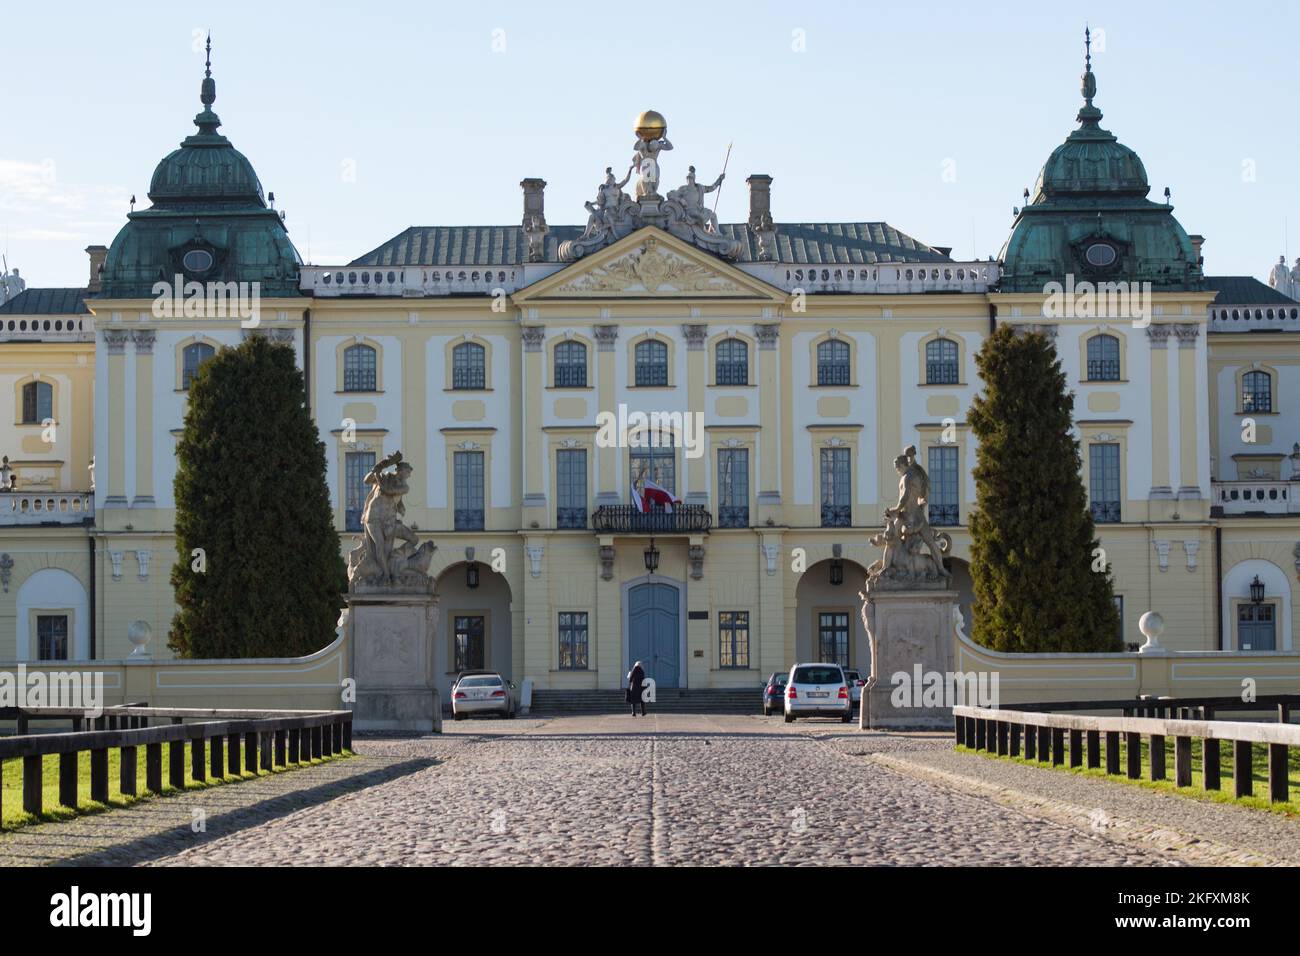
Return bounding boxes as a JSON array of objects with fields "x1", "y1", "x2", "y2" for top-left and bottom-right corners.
[
  {"x1": 784, "y1": 663, "x2": 852, "y2": 723},
  {"x1": 451, "y1": 671, "x2": 516, "y2": 719},
  {"x1": 844, "y1": 669, "x2": 867, "y2": 707}
]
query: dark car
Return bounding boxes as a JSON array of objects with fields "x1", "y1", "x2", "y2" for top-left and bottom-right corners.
[{"x1": 762, "y1": 672, "x2": 789, "y2": 716}]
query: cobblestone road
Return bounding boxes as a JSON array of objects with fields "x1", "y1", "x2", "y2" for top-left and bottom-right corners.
[{"x1": 119, "y1": 714, "x2": 1167, "y2": 866}]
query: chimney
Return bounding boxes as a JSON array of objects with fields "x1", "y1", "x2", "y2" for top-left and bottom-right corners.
[
  {"x1": 85, "y1": 244, "x2": 108, "y2": 292},
  {"x1": 520, "y1": 179, "x2": 548, "y2": 262},
  {"x1": 745, "y1": 175, "x2": 776, "y2": 261},
  {"x1": 1188, "y1": 234, "x2": 1205, "y2": 268}
]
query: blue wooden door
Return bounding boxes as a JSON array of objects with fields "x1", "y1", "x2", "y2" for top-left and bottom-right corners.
[{"x1": 628, "y1": 583, "x2": 680, "y2": 688}]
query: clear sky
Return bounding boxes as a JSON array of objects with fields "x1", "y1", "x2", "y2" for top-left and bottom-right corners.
[{"x1": 3, "y1": 0, "x2": 1296, "y2": 287}]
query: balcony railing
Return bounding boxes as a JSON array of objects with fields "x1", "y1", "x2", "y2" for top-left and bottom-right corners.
[
  {"x1": 0, "y1": 491, "x2": 93, "y2": 525},
  {"x1": 591, "y1": 504, "x2": 711, "y2": 534},
  {"x1": 1213, "y1": 479, "x2": 1299, "y2": 516}
]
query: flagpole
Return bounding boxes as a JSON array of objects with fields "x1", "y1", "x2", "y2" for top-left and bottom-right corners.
[{"x1": 712, "y1": 141, "x2": 733, "y2": 214}]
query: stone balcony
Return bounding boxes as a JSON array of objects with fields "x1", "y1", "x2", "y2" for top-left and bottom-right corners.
[
  {"x1": 0, "y1": 491, "x2": 94, "y2": 526},
  {"x1": 591, "y1": 504, "x2": 712, "y2": 535},
  {"x1": 1211, "y1": 480, "x2": 1300, "y2": 517}
]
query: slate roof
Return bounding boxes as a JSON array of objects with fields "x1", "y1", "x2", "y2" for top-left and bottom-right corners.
[
  {"x1": 1205, "y1": 276, "x2": 1296, "y2": 305},
  {"x1": 0, "y1": 288, "x2": 91, "y2": 315},
  {"x1": 348, "y1": 223, "x2": 952, "y2": 267}
]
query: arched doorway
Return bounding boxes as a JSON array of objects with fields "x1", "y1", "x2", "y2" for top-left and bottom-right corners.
[
  {"x1": 622, "y1": 575, "x2": 685, "y2": 688},
  {"x1": 794, "y1": 559, "x2": 869, "y2": 670},
  {"x1": 434, "y1": 562, "x2": 514, "y2": 702}
]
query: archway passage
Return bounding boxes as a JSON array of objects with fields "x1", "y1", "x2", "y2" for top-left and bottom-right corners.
[
  {"x1": 794, "y1": 559, "x2": 869, "y2": 670},
  {"x1": 628, "y1": 581, "x2": 681, "y2": 688},
  {"x1": 433, "y1": 562, "x2": 514, "y2": 702}
]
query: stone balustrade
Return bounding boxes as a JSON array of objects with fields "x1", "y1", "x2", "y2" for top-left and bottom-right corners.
[
  {"x1": 0, "y1": 316, "x2": 93, "y2": 342},
  {"x1": 300, "y1": 265, "x2": 521, "y2": 297},
  {"x1": 749, "y1": 260, "x2": 999, "y2": 294},
  {"x1": 1209, "y1": 304, "x2": 1300, "y2": 333},
  {"x1": 1212, "y1": 479, "x2": 1299, "y2": 516},
  {"x1": 0, "y1": 491, "x2": 94, "y2": 525}
]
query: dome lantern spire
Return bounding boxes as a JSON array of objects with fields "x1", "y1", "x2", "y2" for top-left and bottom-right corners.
[
  {"x1": 1077, "y1": 26, "x2": 1103, "y2": 128},
  {"x1": 194, "y1": 31, "x2": 222, "y2": 137}
]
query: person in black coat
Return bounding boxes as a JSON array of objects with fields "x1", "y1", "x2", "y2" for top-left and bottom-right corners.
[{"x1": 627, "y1": 660, "x2": 647, "y2": 716}]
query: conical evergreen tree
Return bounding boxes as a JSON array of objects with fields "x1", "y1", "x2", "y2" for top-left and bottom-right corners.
[
  {"x1": 168, "y1": 336, "x2": 345, "y2": 657},
  {"x1": 967, "y1": 324, "x2": 1120, "y2": 652}
]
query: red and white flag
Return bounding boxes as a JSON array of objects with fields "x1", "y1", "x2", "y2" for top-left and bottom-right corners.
[
  {"x1": 630, "y1": 481, "x2": 646, "y2": 513},
  {"x1": 641, "y1": 478, "x2": 679, "y2": 513}
]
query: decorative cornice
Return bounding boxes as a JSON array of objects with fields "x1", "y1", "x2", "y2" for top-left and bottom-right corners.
[
  {"x1": 130, "y1": 329, "x2": 156, "y2": 354},
  {"x1": 682, "y1": 324, "x2": 708, "y2": 350},
  {"x1": 522, "y1": 326, "x2": 545, "y2": 352},
  {"x1": 103, "y1": 329, "x2": 130, "y2": 354},
  {"x1": 1145, "y1": 324, "x2": 1175, "y2": 348},
  {"x1": 593, "y1": 324, "x2": 619, "y2": 351},
  {"x1": 1173, "y1": 323, "x2": 1201, "y2": 348}
]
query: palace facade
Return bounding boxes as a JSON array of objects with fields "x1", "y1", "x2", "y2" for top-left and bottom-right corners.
[{"x1": 2, "y1": 43, "x2": 1299, "y2": 699}]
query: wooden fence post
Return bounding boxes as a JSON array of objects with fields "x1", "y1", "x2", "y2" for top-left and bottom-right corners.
[
  {"x1": 120, "y1": 745, "x2": 138, "y2": 796},
  {"x1": 59, "y1": 752, "x2": 78, "y2": 808}
]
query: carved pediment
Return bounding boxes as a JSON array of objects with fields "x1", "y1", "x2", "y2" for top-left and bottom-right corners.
[{"x1": 517, "y1": 228, "x2": 784, "y2": 302}]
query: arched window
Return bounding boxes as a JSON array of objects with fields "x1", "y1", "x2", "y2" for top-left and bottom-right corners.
[
  {"x1": 1242, "y1": 370, "x2": 1272, "y2": 413},
  {"x1": 816, "y1": 339, "x2": 850, "y2": 386},
  {"x1": 452, "y1": 342, "x2": 486, "y2": 390},
  {"x1": 1086, "y1": 334, "x2": 1121, "y2": 381},
  {"x1": 20, "y1": 381, "x2": 53, "y2": 424},
  {"x1": 554, "y1": 340, "x2": 587, "y2": 387},
  {"x1": 634, "y1": 339, "x2": 669, "y2": 387},
  {"x1": 181, "y1": 342, "x2": 216, "y2": 390},
  {"x1": 342, "y1": 344, "x2": 377, "y2": 392},
  {"x1": 925, "y1": 338, "x2": 959, "y2": 385},
  {"x1": 715, "y1": 338, "x2": 748, "y2": 385}
]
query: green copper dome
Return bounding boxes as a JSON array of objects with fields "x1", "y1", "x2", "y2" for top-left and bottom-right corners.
[
  {"x1": 999, "y1": 31, "x2": 1202, "y2": 293},
  {"x1": 98, "y1": 37, "x2": 300, "y2": 299}
]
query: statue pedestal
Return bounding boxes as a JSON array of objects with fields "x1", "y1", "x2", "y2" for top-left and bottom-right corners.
[
  {"x1": 346, "y1": 590, "x2": 440, "y2": 733},
  {"x1": 863, "y1": 589, "x2": 957, "y2": 729}
]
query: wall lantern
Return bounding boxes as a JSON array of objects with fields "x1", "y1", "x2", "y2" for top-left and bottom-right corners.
[
  {"x1": 1249, "y1": 575, "x2": 1265, "y2": 605},
  {"x1": 465, "y1": 546, "x2": 479, "y2": 589},
  {"x1": 829, "y1": 558, "x2": 844, "y2": 586},
  {"x1": 644, "y1": 538, "x2": 660, "y2": 575}
]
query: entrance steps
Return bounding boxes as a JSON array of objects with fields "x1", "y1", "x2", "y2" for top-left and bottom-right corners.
[{"x1": 530, "y1": 687, "x2": 759, "y2": 715}]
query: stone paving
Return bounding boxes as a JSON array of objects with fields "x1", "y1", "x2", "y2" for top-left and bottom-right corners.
[{"x1": 7, "y1": 712, "x2": 1280, "y2": 866}]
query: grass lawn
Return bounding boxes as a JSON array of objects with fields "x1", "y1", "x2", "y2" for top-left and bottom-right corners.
[
  {"x1": 958, "y1": 734, "x2": 1300, "y2": 816},
  {"x1": 1, "y1": 740, "x2": 352, "y2": 830}
]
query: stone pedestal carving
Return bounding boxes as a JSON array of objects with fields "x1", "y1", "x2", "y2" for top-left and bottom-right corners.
[
  {"x1": 860, "y1": 590, "x2": 958, "y2": 729},
  {"x1": 860, "y1": 444, "x2": 959, "y2": 728},
  {"x1": 344, "y1": 449, "x2": 441, "y2": 732},
  {"x1": 346, "y1": 591, "x2": 440, "y2": 732}
]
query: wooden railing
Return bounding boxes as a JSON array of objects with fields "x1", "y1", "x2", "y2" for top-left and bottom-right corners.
[
  {"x1": 0, "y1": 705, "x2": 353, "y2": 825},
  {"x1": 954, "y1": 697, "x2": 1300, "y2": 805}
]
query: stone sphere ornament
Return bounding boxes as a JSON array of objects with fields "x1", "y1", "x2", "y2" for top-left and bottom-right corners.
[
  {"x1": 127, "y1": 620, "x2": 153, "y2": 657},
  {"x1": 1137, "y1": 611, "x2": 1167, "y2": 655}
]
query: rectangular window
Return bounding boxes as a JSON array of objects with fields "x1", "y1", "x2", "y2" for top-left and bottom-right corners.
[
  {"x1": 717, "y1": 448, "x2": 749, "y2": 528},
  {"x1": 344, "y1": 451, "x2": 375, "y2": 532},
  {"x1": 454, "y1": 615, "x2": 486, "y2": 671},
  {"x1": 718, "y1": 611, "x2": 750, "y2": 669},
  {"x1": 634, "y1": 340, "x2": 669, "y2": 387},
  {"x1": 820, "y1": 447, "x2": 851, "y2": 527},
  {"x1": 1089, "y1": 442, "x2": 1121, "y2": 523},
  {"x1": 817, "y1": 612, "x2": 850, "y2": 667},
  {"x1": 556, "y1": 448, "x2": 587, "y2": 529},
  {"x1": 22, "y1": 382, "x2": 53, "y2": 424},
  {"x1": 37, "y1": 615, "x2": 69, "y2": 661},
  {"x1": 454, "y1": 450, "x2": 485, "y2": 530},
  {"x1": 927, "y1": 445, "x2": 959, "y2": 526},
  {"x1": 630, "y1": 427, "x2": 675, "y2": 499},
  {"x1": 558, "y1": 612, "x2": 589, "y2": 670},
  {"x1": 1238, "y1": 603, "x2": 1277, "y2": 652}
]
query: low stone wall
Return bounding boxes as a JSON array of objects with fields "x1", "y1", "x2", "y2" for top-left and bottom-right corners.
[
  {"x1": 0, "y1": 631, "x2": 350, "y2": 720},
  {"x1": 953, "y1": 626, "x2": 1300, "y2": 704}
]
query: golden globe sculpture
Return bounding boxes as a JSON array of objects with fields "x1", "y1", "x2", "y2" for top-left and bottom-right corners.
[{"x1": 635, "y1": 109, "x2": 667, "y2": 141}]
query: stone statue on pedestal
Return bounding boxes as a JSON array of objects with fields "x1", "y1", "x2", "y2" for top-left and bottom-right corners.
[
  {"x1": 865, "y1": 445, "x2": 952, "y2": 591},
  {"x1": 347, "y1": 450, "x2": 437, "y2": 592}
]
